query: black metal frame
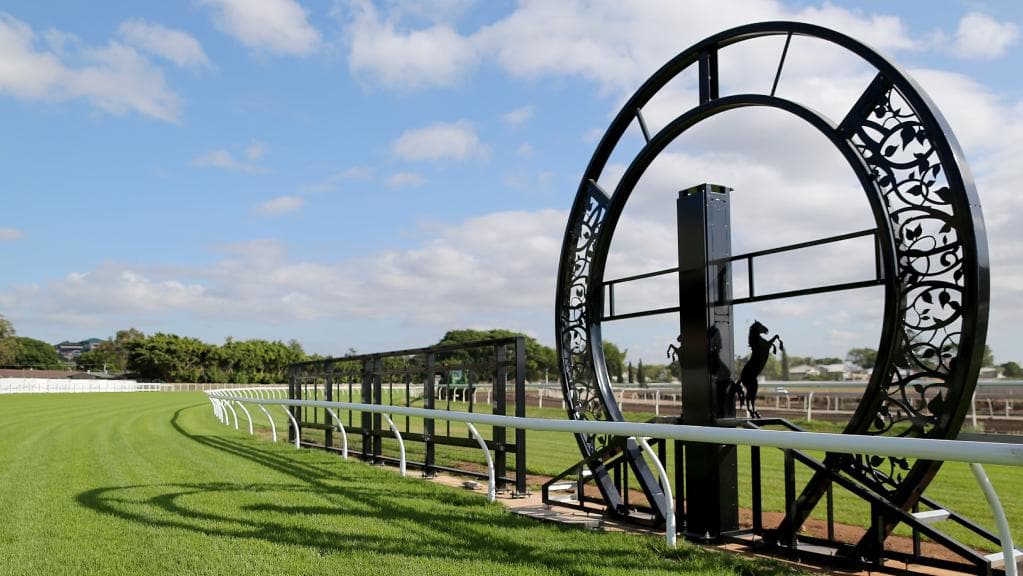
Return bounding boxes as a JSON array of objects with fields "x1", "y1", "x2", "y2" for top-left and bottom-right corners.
[
  {"x1": 603, "y1": 228, "x2": 884, "y2": 321},
  {"x1": 554, "y1": 20, "x2": 990, "y2": 569},
  {"x1": 736, "y1": 418, "x2": 1008, "y2": 575},
  {"x1": 541, "y1": 435, "x2": 668, "y2": 524},
  {"x1": 287, "y1": 337, "x2": 528, "y2": 495}
]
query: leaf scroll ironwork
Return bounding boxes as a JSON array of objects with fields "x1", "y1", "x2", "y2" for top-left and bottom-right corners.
[
  {"x1": 847, "y1": 83, "x2": 966, "y2": 491},
  {"x1": 558, "y1": 186, "x2": 612, "y2": 451}
]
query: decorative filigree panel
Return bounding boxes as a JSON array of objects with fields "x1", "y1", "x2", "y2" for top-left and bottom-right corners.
[
  {"x1": 558, "y1": 183, "x2": 612, "y2": 451},
  {"x1": 847, "y1": 81, "x2": 966, "y2": 490}
]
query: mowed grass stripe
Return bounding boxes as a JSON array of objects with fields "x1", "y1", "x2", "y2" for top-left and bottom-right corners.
[
  {"x1": 261, "y1": 397, "x2": 1023, "y2": 553},
  {"x1": 0, "y1": 393, "x2": 798, "y2": 576}
]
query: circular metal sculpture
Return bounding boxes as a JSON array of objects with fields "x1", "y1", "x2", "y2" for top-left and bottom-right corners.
[{"x1": 555, "y1": 21, "x2": 988, "y2": 558}]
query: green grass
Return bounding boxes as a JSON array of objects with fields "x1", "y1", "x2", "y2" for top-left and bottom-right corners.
[
  {"x1": 0, "y1": 393, "x2": 800, "y2": 576},
  {"x1": 294, "y1": 400, "x2": 1023, "y2": 553}
]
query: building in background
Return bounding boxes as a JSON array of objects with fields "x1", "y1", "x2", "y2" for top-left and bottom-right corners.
[{"x1": 54, "y1": 338, "x2": 104, "y2": 362}]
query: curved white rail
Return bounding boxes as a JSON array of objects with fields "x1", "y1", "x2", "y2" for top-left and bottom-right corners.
[
  {"x1": 637, "y1": 437, "x2": 674, "y2": 548},
  {"x1": 234, "y1": 401, "x2": 254, "y2": 435},
  {"x1": 972, "y1": 463, "x2": 1019, "y2": 576},
  {"x1": 382, "y1": 414, "x2": 406, "y2": 477},
  {"x1": 210, "y1": 395, "x2": 1023, "y2": 466},
  {"x1": 281, "y1": 406, "x2": 301, "y2": 449},
  {"x1": 466, "y1": 422, "x2": 495, "y2": 503},
  {"x1": 325, "y1": 408, "x2": 349, "y2": 459},
  {"x1": 216, "y1": 398, "x2": 229, "y2": 425},
  {"x1": 256, "y1": 403, "x2": 277, "y2": 442},
  {"x1": 207, "y1": 396, "x2": 223, "y2": 424},
  {"x1": 224, "y1": 401, "x2": 239, "y2": 430},
  {"x1": 206, "y1": 390, "x2": 1023, "y2": 557}
]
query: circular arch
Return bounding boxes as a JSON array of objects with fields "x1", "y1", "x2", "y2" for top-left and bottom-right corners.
[{"x1": 555, "y1": 21, "x2": 988, "y2": 535}]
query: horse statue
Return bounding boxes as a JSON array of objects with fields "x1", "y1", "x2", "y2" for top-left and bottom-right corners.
[
  {"x1": 738, "y1": 320, "x2": 783, "y2": 418},
  {"x1": 668, "y1": 326, "x2": 747, "y2": 416},
  {"x1": 666, "y1": 334, "x2": 682, "y2": 366}
]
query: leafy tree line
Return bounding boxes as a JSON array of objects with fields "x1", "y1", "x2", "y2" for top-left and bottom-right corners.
[
  {"x1": 0, "y1": 315, "x2": 65, "y2": 369},
  {"x1": 4, "y1": 313, "x2": 1022, "y2": 383},
  {"x1": 434, "y1": 329, "x2": 630, "y2": 384},
  {"x1": 121, "y1": 333, "x2": 308, "y2": 383}
]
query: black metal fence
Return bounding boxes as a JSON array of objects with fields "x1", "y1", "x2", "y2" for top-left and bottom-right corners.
[{"x1": 286, "y1": 337, "x2": 527, "y2": 494}]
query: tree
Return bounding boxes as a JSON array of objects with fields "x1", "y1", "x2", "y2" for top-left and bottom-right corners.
[
  {"x1": 641, "y1": 363, "x2": 669, "y2": 382},
  {"x1": 736, "y1": 352, "x2": 780, "y2": 380},
  {"x1": 602, "y1": 341, "x2": 626, "y2": 383},
  {"x1": 124, "y1": 333, "x2": 307, "y2": 383},
  {"x1": 436, "y1": 329, "x2": 557, "y2": 383},
  {"x1": 627, "y1": 361, "x2": 634, "y2": 384},
  {"x1": 0, "y1": 315, "x2": 13, "y2": 338},
  {"x1": 668, "y1": 355, "x2": 681, "y2": 382},
  {"x1": 12, "y1": 337, "x2": 64, "y2": 369},
  {"x1": 0, "y1": 314, "x2": 15, "y2": 367},
  {"x1": 126, "y1": 333, "x2": 213, "y2": 382},
  {"x1": 77, "y1": 328, "x2": 145, "y2": 372},
  {"x1": 786, "y1": 355, "x2": 811, "y2": 368},
  {"x1": 983, "y1": 345, "x2": 995, "y2": 367},
  {"x1": 637, "y1": 359, "x2": 646, "y2": 387},
  {"x1": 1000, "y1": 361, "x2": 1022, "y2": 378},
  {"x1": 846, "y1": 347, "x2": 878, "y2": 370},
  {"x1": 780, "y1": 348, "x2": 790, "y2": 381}
]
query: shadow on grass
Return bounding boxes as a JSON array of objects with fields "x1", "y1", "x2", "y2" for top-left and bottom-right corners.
[{"x1": 74, "y1": 404, "x2": 795, "y2": 576}]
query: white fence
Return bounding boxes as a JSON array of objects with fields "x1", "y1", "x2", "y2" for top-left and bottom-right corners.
[
  {"x1": 0, "y1": 378, "x2": 159, "y2": 393},
  {"x1": 206, "y1": 387, "x2": 1023, "y2": 573},
  {"x1": 529, "y1": 383, "x2": 1023, "y2": 424}
]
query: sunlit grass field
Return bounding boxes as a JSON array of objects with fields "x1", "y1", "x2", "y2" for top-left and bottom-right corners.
[
  {"x1": 291, "y1": 394, "x2": 1021, "y2": 553},
  {"x1": 0, "y1": 392, "x2": 802, "y2": 576}
]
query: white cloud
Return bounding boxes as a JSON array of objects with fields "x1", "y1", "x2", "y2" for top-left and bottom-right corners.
[
  {"x1": 376, "y1": 0, "x2": 476, "y2": 24},
  {"x1": 487, "y1": 1, "x2": 915, "y2": 92},
  {"x1": 0, "y1": 227, "x2": 24, "y2": 241},
  {"x1": 0, "y1": 14, "x2": 67, "y2": 99},
  {"x1": 191, "y1": 148, "x2": 269, "y2": 173},
  {"x1": 6, "y1": 265, "x2": 209, "y2": 322},
  {"x1": 385, "y1": 172, "x2": 425, "y2": 187},
  {"x1": 953, "y1": 12, "x2": 1018, "y2": 60},
  {"x1": 391, "y1": 120, "x2": 488, "y2": 161},
  {"x1": 343, "y1": 1, "x2": 933, "y2": 95},
  {"x1": 501, "y1": 105, "x2": 532, "y2": 125},
  {"x1": 0, "y1": 210, "x2": 564, "y2": 328},
  {"x1": 200, "y1": 0, "x2": 321, "y2": 55},
  {"x1": 245, "y1": 139, "x2": 267, "y2": 161},
  {"x1": 0, "y1": 12, "x2": 182, "y2": 121},
  {"x1": 342, "y1": 165, "x2": 374, "y2": 179},
  {"x1": 255, "y1": 195, "x2": 304, "y2": 215},
  {"x1": 117, "y1": 19, "x2": 213, "y2": 70},
  {"x1": 299, "y1": 165, "x2": 376, "y2": 193},
  {"x1": 345, "y1": 0, "x2": 478, "y2": 89},
  {"x1": 515, "y1": 143, "x2": 534, "y2": 157},
  {"x1": 322, "y1": 1, "x2": 1023, "y2": 358},
  {"x1": 581, "y1": 128, "x2": 604, "y2": 143},
  {"x1": 42, "y1": 28, "x2": 76, "y2": 56}
]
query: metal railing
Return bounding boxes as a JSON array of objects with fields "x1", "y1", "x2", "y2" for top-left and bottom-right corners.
[
  {"x1": 205, "y1": 388, "x2": 1023, "y2": 574},
  {"x1": 529, "y1": 382, "x2": 1023, "y2": 425},
  {"x1": 287, "y1": 337, "x2": 528, "y2": 494},
  {"x1": 0, "y1": 378, "x2": 160, "y2": 393}
]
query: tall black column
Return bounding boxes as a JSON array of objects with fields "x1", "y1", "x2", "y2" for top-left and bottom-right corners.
[{"x1": 677, "y1": 183, "x2": 739, "y2": 540}]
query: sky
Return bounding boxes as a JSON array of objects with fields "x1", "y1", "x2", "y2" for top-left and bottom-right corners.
[{"x1": 1, "y1": 0, "x2": 1022, "y2": 366}]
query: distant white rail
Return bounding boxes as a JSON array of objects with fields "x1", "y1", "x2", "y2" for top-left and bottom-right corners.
[
  {"x1": 206, "y1": 388, "x2": 1022, "y2": 573},
  {"x1": 0, "y1": 378, "x2": 157, "y2": 393}
]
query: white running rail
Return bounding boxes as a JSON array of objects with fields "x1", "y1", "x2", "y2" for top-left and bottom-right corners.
[
  {"x1": 0, "y1": 378, "x2": 157, "y2": 393},
  {"x1": 206, "y1": 389, "x2": 1023, "y2": 573}
]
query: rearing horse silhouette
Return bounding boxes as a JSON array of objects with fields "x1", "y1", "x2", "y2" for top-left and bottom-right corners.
[{"x1": 738, "y1": 320, "x2": 783, "y2": 418}]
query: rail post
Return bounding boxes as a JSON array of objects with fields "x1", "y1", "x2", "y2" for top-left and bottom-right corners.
[{"x1": 467, "y1": 422, "x2": 496, "y2": 502}]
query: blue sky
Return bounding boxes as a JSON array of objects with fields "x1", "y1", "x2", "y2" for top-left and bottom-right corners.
[{"x1": 2, "y1": 1, "x2": 1022, "y2": 366}]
